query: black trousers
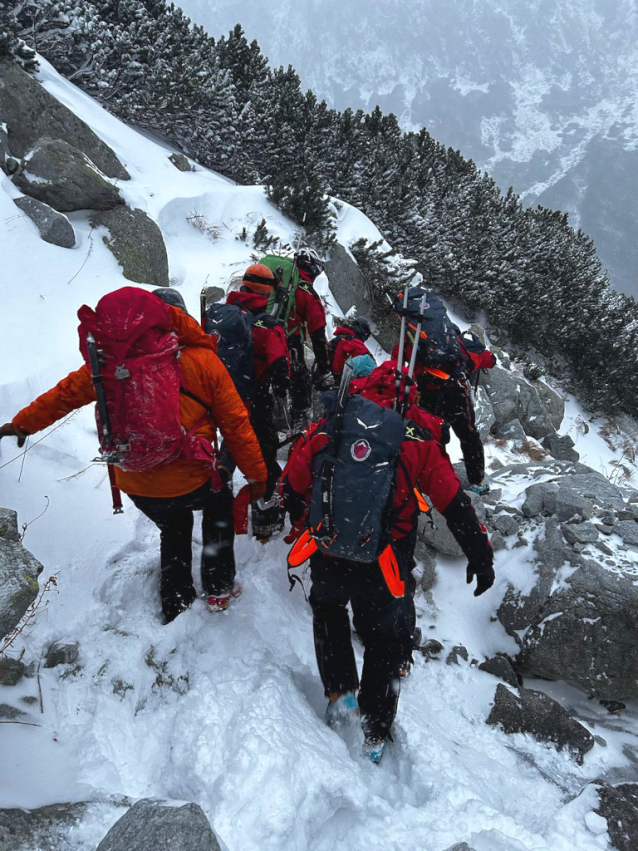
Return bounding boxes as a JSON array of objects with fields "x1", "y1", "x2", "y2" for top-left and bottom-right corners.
[
  {"x1": 419, "y1": 377, "x2": 485, "y2": 485},
  {"x1": 309, "y1": 538, "x2": 415, "y2": 742},
  {"x1": 130, "y1": 481, "x2": 235, "y2": 622},
  {"x1": 250, "y1": 383, "x2": 284, "y2": 536},
  {"x1": 288, "y1": 335, "x2": 312, "y2": 426}
]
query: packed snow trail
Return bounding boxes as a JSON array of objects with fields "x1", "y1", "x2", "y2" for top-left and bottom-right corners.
[{"x1": 1, "y1": 57, "x2": 637, "y2": 851}]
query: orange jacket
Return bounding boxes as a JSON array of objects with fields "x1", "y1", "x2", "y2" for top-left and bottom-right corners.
[{"x1": 13, "y1": 307, "x2": 267, "y2": 498}]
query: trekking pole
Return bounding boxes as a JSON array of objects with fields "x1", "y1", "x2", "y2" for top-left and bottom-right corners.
[
  {"x1": 86, "y1": 333, "x2": 123, "y2": 514},
  {"x1": 394, "y1": 282, "x2": 410, "y2": 409},
  {"x1": 401, "y1": 292, "x2": 428, "y2": 416}
]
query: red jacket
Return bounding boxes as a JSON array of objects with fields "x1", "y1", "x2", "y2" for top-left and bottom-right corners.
[
  {"x1": 331, "y1": 327, "x2": 370, "y2": 376},
  {"x1": 286, "y1": 270, "x2": 327, "y2": 338},
  {"x1": 13, "y1": 306, "x2": 267, "y2": 498},
  {"x1": 226, "y1": 290, "x2": 290, "y2": 388},
  {"x1": 283, "y1": 363, "x2": 462, "y2": 541}
]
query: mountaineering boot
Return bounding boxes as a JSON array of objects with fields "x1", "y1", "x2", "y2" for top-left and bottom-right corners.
[
  {"x1": 362, "y1": 737, "x2": 387, "y2": 764},
  {"x1": 468, "y1": 479, "x2": 490, "y2": 496},
  {"x1": 325, "y1": 691, "x2": 360, "y2": 727},
  {"x1": 208, "y1": 583, "x2": 242, "y2": 612}
]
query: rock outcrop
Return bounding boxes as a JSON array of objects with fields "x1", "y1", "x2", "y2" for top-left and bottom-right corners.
[
  {"x1": 90, "y1": 206, "x2": 169, "y2": 286},
  {"x1": 96, "y1": 800, "x2": 221, "y2": 851},
  {"x1": 0, "y1": 509, "x2": 44, "y2": 639},
  {"x1": 489, "y1": 462, "x2": 638, "y2": 701},
  {"x1": 13, "y1": 196, "x2": 75, "y2": 248},
  {"x1": 0, "y1": 60, "x2": 128, "y2": 179},
  {"x1": 14, "y1": 138, "x2": 123, "y2": 213},
  {"x1": 486, "y1": 683, "x2": 595, "y2": 763}
]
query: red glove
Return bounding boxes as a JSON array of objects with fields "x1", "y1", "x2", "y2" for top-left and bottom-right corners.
[{"x1": 232, "y1": 485, "x2": 252, "y2": 535}]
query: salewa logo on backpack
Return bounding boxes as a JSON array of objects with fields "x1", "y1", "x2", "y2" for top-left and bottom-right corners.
[{"x1": 351, "y1": 439, "x2": 372, "y2": 461}]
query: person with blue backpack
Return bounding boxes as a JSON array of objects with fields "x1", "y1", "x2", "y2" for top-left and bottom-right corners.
[
  {"x1": 204, "y1": 264, "x2": 291, "y2": 541},
  {"x1": 281, "y1": 352, "x2": 494, "y2": 763},
  {"x1": 392, "y1": 287, "x2": 496, "y2": 495}
]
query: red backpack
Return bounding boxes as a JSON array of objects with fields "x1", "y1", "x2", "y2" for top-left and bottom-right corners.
[{"x1": 77, "y1": 287, "x2": 220, "y2": 483}]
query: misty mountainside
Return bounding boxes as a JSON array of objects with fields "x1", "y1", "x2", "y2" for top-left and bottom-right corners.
[{"x1": 178, "y1": 0, "x2": 638, "y2": 299}]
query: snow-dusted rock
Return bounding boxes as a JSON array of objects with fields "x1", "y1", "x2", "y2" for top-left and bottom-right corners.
[
  {"x1": 561, "y1": 522, "x2": 599, "y2": 545},
  {"x1": 474, "y1": 385, "x2": 495, "y2": 440},
  {"x1": 594, "y1": 781, "x2": 638, "y2": 851},
  {"x1": 0, "y1": 509, "x2": 19, "y2": 543},
  {"x1": 0, "y1": 657, "x2": 27, "y2": 687},
  {"x1": 90, "y1": 206, "x2": 169, "y2": 286},
  {"x1": 478, "y1": 655, "x2": 519, "y2": 688},
  {"x1": 13, "y1": 196, "x2": 75, "y2": 248},
  {"x1": 491, "y1": 512, "x2": 519, "y2": 538},
  {"x1": 498, "y1": 518, "x2": 568, "y2": 635},
  {"x1": 541, "y1": 432, "x2": 579, "y2": 463},
  {"x1": 324, "y1": 242, "x2": 372, "y2": 318},
  {"x1": 0, "y1": 802, "x2": 89, "y2": 851},
  {"x1": 533, "y1": 380, "x2": 565, "y2": 430},
  {"x1": 518, "y1": 557, "x2": 638, "y2": 701},
  {"x1": 616, "y1": 520, "x2": 638, "y2": 547},
  {"x1": 486, "y1": 684, "x2": 594, "y2": 763},
  {"x1": 44, "y1": 642, "x2": 79, "y2": 669},
  {"x1": 0, "y1": 537, "x2": 43, "y2": 640},
  {"x1": 14, "y1": 138, "x2": 123, "y2": 213},
  {"x1": 96, "y1": 800, "x2": 220, "y2": 851},
  {"x1": 0, "y1": 60, "x2": 128, "y2": 179},
  {"x1": 482, "y1": 366, "x2": 555, "y2": 439},
  {"x1": 482, "y1": 366, "x2": 518, "y2": 429},
  {"x1": 168, "y1": 152, "x2": 195, "y2": 172}
]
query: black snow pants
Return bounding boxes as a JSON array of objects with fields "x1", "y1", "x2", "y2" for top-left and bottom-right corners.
[
  {"x1": 418, "y1": 376, "x2": 485, "y2": 485},
  {"x1": 130, "y1": 480, "x2": 235, "y2": 622},
  {"x1": 250, "y1": 382, "x2": 284, "y2": 537},
  {"x1": 288, "y1": 334, "x2": 312, "y2": 428},
  {"x1": 309, "y1": 537, "x2": 416, "y2": 743}
]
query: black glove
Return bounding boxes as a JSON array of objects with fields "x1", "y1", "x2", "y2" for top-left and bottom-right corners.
[{"x1": 466, "y1": 560, "x2": 495, "y2": 597}]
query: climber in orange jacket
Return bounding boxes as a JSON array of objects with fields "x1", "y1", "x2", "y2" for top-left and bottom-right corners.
[{"x1": 0, "y1": 287, "x2": 267, "y2": 623}]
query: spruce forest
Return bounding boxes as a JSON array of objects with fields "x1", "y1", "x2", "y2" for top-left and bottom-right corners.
[{"x1": 3, "y1": 0, "x2": 638, "y2": 417}]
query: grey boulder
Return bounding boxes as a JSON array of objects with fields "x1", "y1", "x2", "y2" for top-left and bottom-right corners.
[
  {"x1": 561, "y1": 521, "x2": 599, "y2": 545},
  {"x1": 541, "y1": 433, "x2": 579, "y2": 462},
  {"x1": 96, "y1": 799, "x2": 220, "y2": 851},
  {"x1": 595, "y1": 781, "x2": 638, "y2": 851},
  {"x1": 14, "y1": 196, "x2": 75, "y2": 248},
  {"x1": 518, "y1": 557, "x2": 638, "y2": 701},
  {"x1": 0, "y1": 802, "x2": 88, "y2": 851},
  {"x1": 533, "y1": 380, "x2": 565, "y2": 430},
  {"x1": 169, "y1": 152, "x2": 195, "y2": 172},
  {"x1": 0, "y1": 537, "x2": 44, "y2": 639},
  {"x1": 482, "y1": 366, "x2": 555, "y2": 439},
  {"x1": 498, "y1": 518, "x2": 573, "y2": 635},
  {"x1": 44, "y1": 642, "x2": 79, "y2": 669},
  {"x1": 0, "y1": 657, "x2": 27, "y2": 687},
  {"x1": 474, "y1": 386, "x2": 496, "y2": 441},
  {"x1": 486, "y1": 683, "x2": 594, "y2": 763},
  {"x1": 495, "y1": 417, "x2": 527, "y2": 445},
  {"x1": 491, "y1": 512, "x2": 519, "y2": 537},
  {"x1": 14, "y1": 138, "x2": 123, "y2": 213},
  {"x1": 616, "y1": 520, "x2": 638, "y2": 547},
  {"x1": 0, "y1": 509, "x2": 19, "y2": 542},
  {"x1": 0, "y1": 60, "x2": 128, "y2": 179},
  {"x1": 478, "y1": 655, "x2": 519, "y2": 688},
  {"x1": 90, "y1": 206, "x2": 169, "y2": 286}
]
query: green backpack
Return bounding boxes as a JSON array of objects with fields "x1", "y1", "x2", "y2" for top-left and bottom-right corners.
[{"x1": 259, "y1": 254, "x2": 302, "y2": 333}]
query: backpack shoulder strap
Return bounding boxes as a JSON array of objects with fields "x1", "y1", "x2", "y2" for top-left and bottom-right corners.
[{"x1": 179, "y1": 386, "x2": 211, "y2": 418}]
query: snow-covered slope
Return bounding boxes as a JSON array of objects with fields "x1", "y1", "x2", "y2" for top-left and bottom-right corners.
[
  {"x1": 1, "y1": 59, "x2": 637, "y2": 851},
  {"x1": 177, "y1": 0, "x2": 638, "y2": 299}
]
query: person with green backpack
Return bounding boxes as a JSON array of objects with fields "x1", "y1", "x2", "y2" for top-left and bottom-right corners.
[{"x1": 259, "y1": 248, "x2": 332, "y2": 430}]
